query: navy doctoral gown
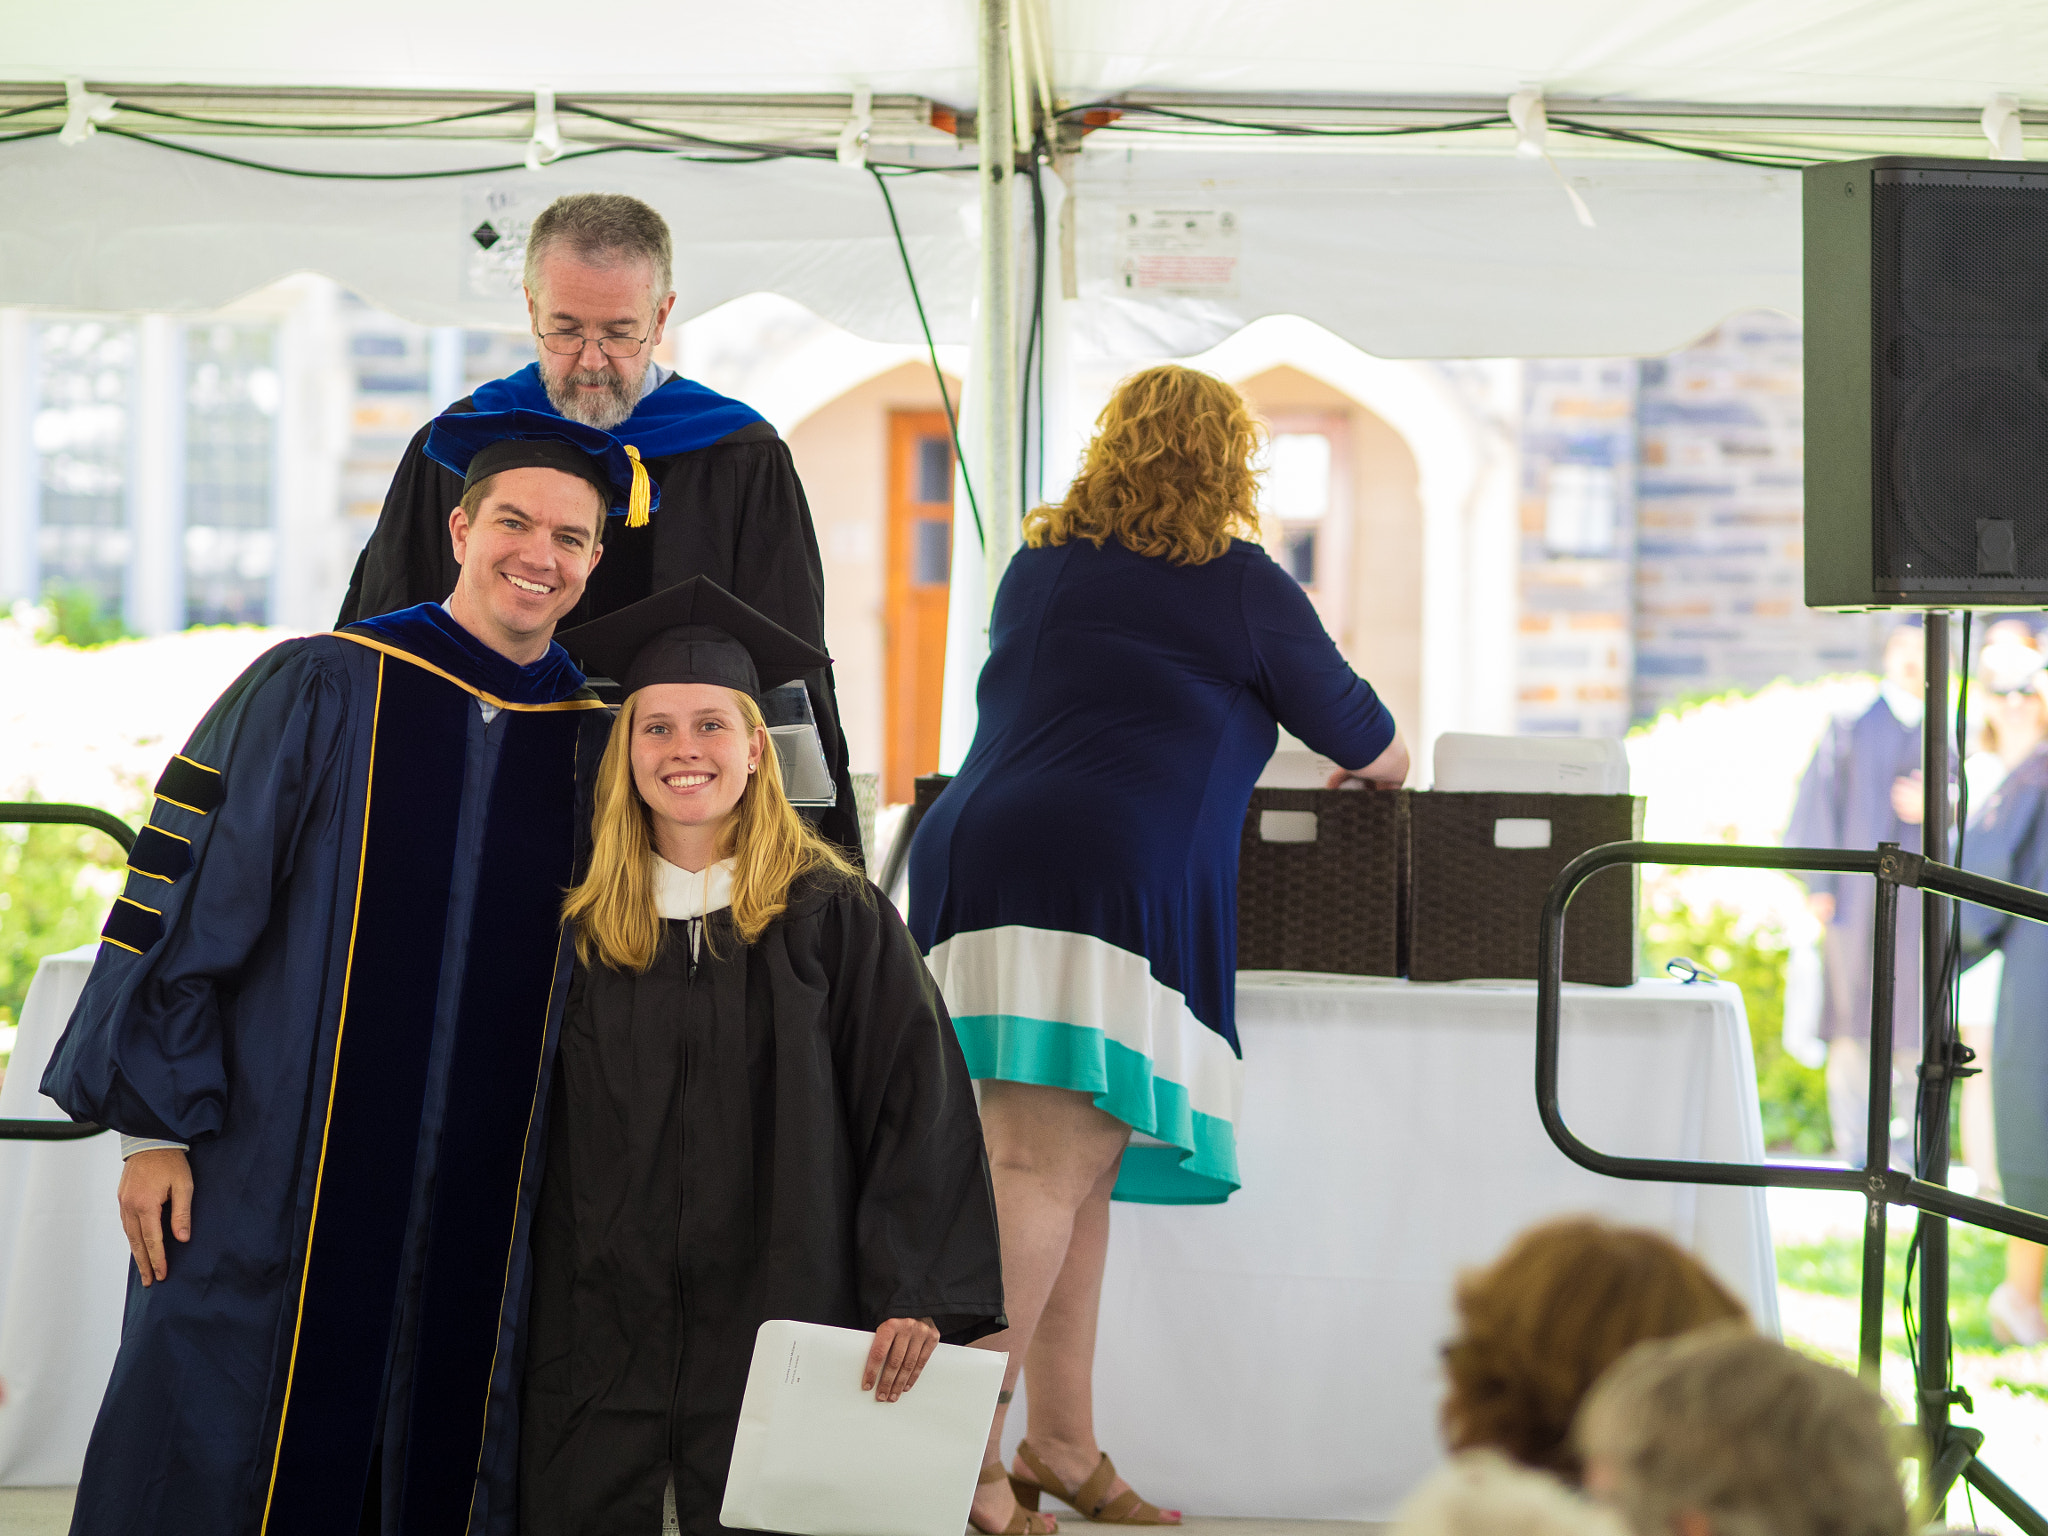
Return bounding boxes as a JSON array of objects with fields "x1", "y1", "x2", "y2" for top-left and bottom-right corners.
[
  {"x1": 42, "y1": 604, "x2": 611, "y2": 1536},
  {"x1": 1959, "y1": 744, "x2": 2048, "y2": 1217},
  {"x1": 1784, "y1": 692, "x2": 1924, "y2": 1047}
]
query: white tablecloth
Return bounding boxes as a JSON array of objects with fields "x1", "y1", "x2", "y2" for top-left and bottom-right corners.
[
  {"x1": 1004, "y1": 974, "x2": 1777, "y2": 1521},
  {"x1": 0, "y1": 944, "x2": 125, "y2": 1485}
]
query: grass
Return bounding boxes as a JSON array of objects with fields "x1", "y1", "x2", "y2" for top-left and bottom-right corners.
[{"x1": 1778, "y1": 1223, "x2": 2009, "y2": 1353}]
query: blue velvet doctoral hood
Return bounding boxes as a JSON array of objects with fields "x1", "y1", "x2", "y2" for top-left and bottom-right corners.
[
  {"x1": 470, "y1": 363, "x2": 765, "y2": 459},
  {"x1": 344, "y1": 602, "x2": 587, "y2": 706}
]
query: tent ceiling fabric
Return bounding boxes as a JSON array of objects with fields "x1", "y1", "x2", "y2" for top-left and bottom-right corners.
[
  {"x1": 0, "y1": 132, "x2": 1796, "y2": 359},
  {"x1": 7, "y1": 0, "x2": 2043, "y2": 107},
  {"x1": 1, "y1": 0, "x2": 2038, "y2": 356}
]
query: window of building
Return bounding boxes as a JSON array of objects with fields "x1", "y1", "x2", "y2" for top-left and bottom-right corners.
[
  {"x1": 1266, "y1": 430, "x2": 1333, "y2": 586},
  {"x1": 1544, "y1": 462, "x2": 1620, "y2": 557},
  {"x1": 184, "y1": 323, "x2": 280, "y2": 626},
  {"x1": 33, "y1": 320, "x2": 136, "y2": 621}
]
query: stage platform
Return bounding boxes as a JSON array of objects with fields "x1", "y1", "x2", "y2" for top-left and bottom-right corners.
[{"x1": 0, "y1": 1492, "x2": 1387, "y2": 1536}]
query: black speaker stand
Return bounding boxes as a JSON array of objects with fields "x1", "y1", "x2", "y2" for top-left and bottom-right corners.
[{"x1": 1908, "y1": 612, "x2": 2047, "y2": 1533}]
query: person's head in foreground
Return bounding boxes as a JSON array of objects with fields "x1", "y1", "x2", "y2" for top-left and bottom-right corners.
[
  {"x1": 1024, "y1": 363, "x2": 1263, "y2": 566},
  {"x1": 1392, "y1": 1448, "x2": 1632, "y2": 1536},
  {"x1": 1439, "y1": 1217, "x2": 1749, "y2": 1481},
  {"x1": 559, "y1": 577, "x2": 856, "y2": 967},
  {"x1": 1576, "y1": 1325, "x2": 1908, "y2": 1536},
  {"x1": 524, "y1": 191, "x2": 678, "y2": 431}
]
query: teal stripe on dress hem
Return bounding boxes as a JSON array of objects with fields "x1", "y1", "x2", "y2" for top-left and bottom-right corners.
[{"x1": 951, "y1": 1013, "x2": 1241, "y2": 1205}]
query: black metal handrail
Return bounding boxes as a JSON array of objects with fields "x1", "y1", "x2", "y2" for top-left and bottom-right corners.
[
  {"x1": 1539, "y1": 841, "x2": 2048, "y2": 1237},
  {"x1": 0, "y1": 802, "x2": 129, "y2": 1142},
  {"x1": 1537, "y1": 837, "x2": 2048, "y2": 1535}
]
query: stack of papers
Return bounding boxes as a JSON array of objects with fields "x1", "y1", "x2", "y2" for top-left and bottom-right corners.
[
  {"x1": 1431, "y1": 733, "x2": 1629, "y2": 795},
  {"x1": 722, "y1": 1320, "x2": 1007, "y2": 1536}
]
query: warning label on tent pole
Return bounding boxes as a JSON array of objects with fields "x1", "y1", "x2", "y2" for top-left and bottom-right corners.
[{"x1": 1115, "y1": 208, "x2": 1240, "y2": 298}]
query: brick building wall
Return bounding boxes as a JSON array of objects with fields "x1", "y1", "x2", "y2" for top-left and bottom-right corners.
[{"x1": 1516, "y1": 313, "x2": 1889, "y2": 740}]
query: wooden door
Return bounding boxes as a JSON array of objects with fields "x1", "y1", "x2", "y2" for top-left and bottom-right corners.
[{"x1": 884, "y1": 411, "x2": 954, "y2": 805}]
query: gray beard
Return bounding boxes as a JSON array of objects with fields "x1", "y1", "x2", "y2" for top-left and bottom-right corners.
[{"x1": 540, "y1": 363, "x2": 640, "y2": 431}]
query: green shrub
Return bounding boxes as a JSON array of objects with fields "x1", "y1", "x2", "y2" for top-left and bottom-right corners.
[
  {"x1": 0, "y1": 821, "x2": 123, "y2": 1056},
  {"x1": 34, "y1": 584, "x2": 135, "y2": 649},
  {"x1": 1643, "y1": 903, "x2": 1834, "y2": 1154}
]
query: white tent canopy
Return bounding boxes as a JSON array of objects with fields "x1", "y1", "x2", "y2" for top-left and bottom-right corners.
[
  {"x1": 8, "y1": 0, "x2": 2042, "y2": 109},
  {"x1": 4, "y1": 0, "x2": 2045, "y2": 358}
]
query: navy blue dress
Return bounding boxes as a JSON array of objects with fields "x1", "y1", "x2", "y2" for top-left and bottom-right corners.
[{"x1": 908, "y1": 537, "x2": 1395, "y2": 1203}]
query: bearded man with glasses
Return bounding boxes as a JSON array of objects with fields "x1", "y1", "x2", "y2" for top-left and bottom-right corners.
[{"x1": 340, "y1": 192, "x2": 861, "y2": 859}]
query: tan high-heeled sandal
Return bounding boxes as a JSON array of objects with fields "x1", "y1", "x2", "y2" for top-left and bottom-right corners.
[
  {"x1": 1009, "y1": 1442, "x2": 1177, "y2": 1525},
  {"x1": 972, "y1": 1461, "x2": 1057, "y2": 1535}
]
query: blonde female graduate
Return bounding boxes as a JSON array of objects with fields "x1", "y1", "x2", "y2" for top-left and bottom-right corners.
[{"x1": 520, "y1": 579, "x2": 1004, "y2": 1536}]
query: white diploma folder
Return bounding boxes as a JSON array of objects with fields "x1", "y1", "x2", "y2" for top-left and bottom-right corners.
[{"x1": 721, "y1": 1319, "x2": 1007, "y2": 1536}]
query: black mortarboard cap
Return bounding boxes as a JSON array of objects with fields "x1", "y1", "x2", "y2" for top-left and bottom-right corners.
[
  {"x1": 556, "y1": 577, "x2": 830, "y2": 699},
  {"x1": 424, "y1": 407, "x2": 657, "y2": 524}
]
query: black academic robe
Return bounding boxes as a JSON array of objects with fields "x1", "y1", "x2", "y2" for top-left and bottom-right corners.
[
  {"x1": 337, "y1": 390, "x2": 862, "y2": 862},
  {"x1": 1784, "y1": 692, "x2": 1924, "y2": 1046},
  {"x1": 42, "y1": 605, "x2": 611, "y2": 1536},
  {"x1": 521, "y1": 876, "x2": 1004, "y2": 1536}
]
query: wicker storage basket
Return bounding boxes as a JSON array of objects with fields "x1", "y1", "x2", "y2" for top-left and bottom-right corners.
[
  {"x1": 1405, "y1": 791, "x2": 1645, "y2": 986},
  {"x1": 1236, "y1": 787, "x2": 1404, "y2": 977}
]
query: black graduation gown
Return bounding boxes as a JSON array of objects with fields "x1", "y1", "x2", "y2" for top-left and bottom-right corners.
[
  {"x1": 521, "y1": 876, "x2": 1004, "y2": 1536},
  {"x1": 338, "y1": 404, "x2": 862, "y2": 861}
]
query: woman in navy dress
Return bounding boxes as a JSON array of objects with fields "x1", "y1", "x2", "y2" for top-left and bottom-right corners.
[{"x1": 909, "y1": 366, "x2": 1407, "y2": 1535}]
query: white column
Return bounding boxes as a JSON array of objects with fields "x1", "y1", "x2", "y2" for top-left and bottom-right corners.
[
  {"x1": 1416, "y1": 359, "x2": 1521, "y2": 756},
  {"x1": 428, "y1": 326, "x2": 466, "y2": 412},
  {"x1": 0, "y1": 311, "x2": 31, "y2": 608},
  {"x1": 128, "y1": 315, "x2": 183, "y2": 636}
]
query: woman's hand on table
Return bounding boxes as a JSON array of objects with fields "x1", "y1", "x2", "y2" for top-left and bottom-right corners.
[
  {"x1": 863, "y1": 1316, "x2": 939, "y2": 1401},
  {"x1": 1326, "y1": 730, "x2": 1411, "y2": 791}
]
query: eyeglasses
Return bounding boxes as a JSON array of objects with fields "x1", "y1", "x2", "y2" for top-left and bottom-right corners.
[{"x1": 536, "y1": 329, "x2": 649, "y2": 359}]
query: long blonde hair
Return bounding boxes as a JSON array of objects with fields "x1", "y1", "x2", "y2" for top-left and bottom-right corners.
[
  {"x1": 562, "y1": 688, "x2": 858, "y2": 971},
  {"x1": 1022, "y1": 364, "x2": 1263, "y2": 566}
]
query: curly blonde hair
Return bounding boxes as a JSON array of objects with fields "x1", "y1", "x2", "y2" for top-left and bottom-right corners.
[{"x1": 1023, "y1": 365, "x2": 1263, "y2": 566}]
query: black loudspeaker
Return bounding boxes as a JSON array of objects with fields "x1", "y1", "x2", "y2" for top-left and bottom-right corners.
[{"x1": 1805, "y1": 156, "x2": 2048, "y2": 609}]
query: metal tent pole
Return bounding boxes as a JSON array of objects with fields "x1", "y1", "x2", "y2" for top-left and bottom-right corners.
[{"x1": 975, "y1": 0, "x2": 1021, "y2": 601}]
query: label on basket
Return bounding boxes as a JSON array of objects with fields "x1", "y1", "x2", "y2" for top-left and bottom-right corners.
[
  {"x1": 1493, "y1": 817, "x2": 1553, "y2": 849},
  {"x1": 1259, "y1": 810, "x2": 1319, "y2": 843}
]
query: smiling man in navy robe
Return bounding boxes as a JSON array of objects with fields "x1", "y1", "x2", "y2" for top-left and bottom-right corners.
[
  {"x1": 338, "y1": 191, "x2": 862, "y2": 861},
  {"x1": 43, "y1": 410, "x2": 642, "y2": 1536}
]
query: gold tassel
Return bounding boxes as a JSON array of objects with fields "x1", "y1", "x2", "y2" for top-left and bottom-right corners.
[{"x1": 625, "y1": 444, "x2": 651, "y2": 528}]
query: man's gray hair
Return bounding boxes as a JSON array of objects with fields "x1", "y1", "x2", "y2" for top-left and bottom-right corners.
[
  {"x1": 524, "y1": 193, "x2": 674, "y2": 304},
  {"x1": 1576, "y1": 1326, "x2": 1907, "y2": 1536}
]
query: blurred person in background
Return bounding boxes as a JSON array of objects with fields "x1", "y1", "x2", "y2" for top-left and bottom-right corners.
[
  {"x1": 1959, "y1": 638, "x2": 2048, "y2": 1345},
  {"x1": 1956, "y1": 622, "x2": 2047, "y2": 1206},
  {"x1": 909, "y1": 365, "x2": 1407, "y2": 1535},
  {"x1": 1785, "y1": 618, "x2": 1927, "y2": 1168},
  {"x1": 1576, "y1": 1327, "x2": 1907, "y2": 1536}
]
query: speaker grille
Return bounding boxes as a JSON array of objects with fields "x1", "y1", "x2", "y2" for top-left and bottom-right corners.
[{"x1": 1872, "y1": 169, "x2": 2048, "y2": 591}]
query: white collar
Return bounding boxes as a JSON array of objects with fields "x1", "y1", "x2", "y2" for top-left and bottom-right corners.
[
  {"x1": 1879, "y1": 680, "x2": 1925, "y2": 729},
  {"x1": 653, "y1": 855, "x2": 734, "y2": 919}
]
